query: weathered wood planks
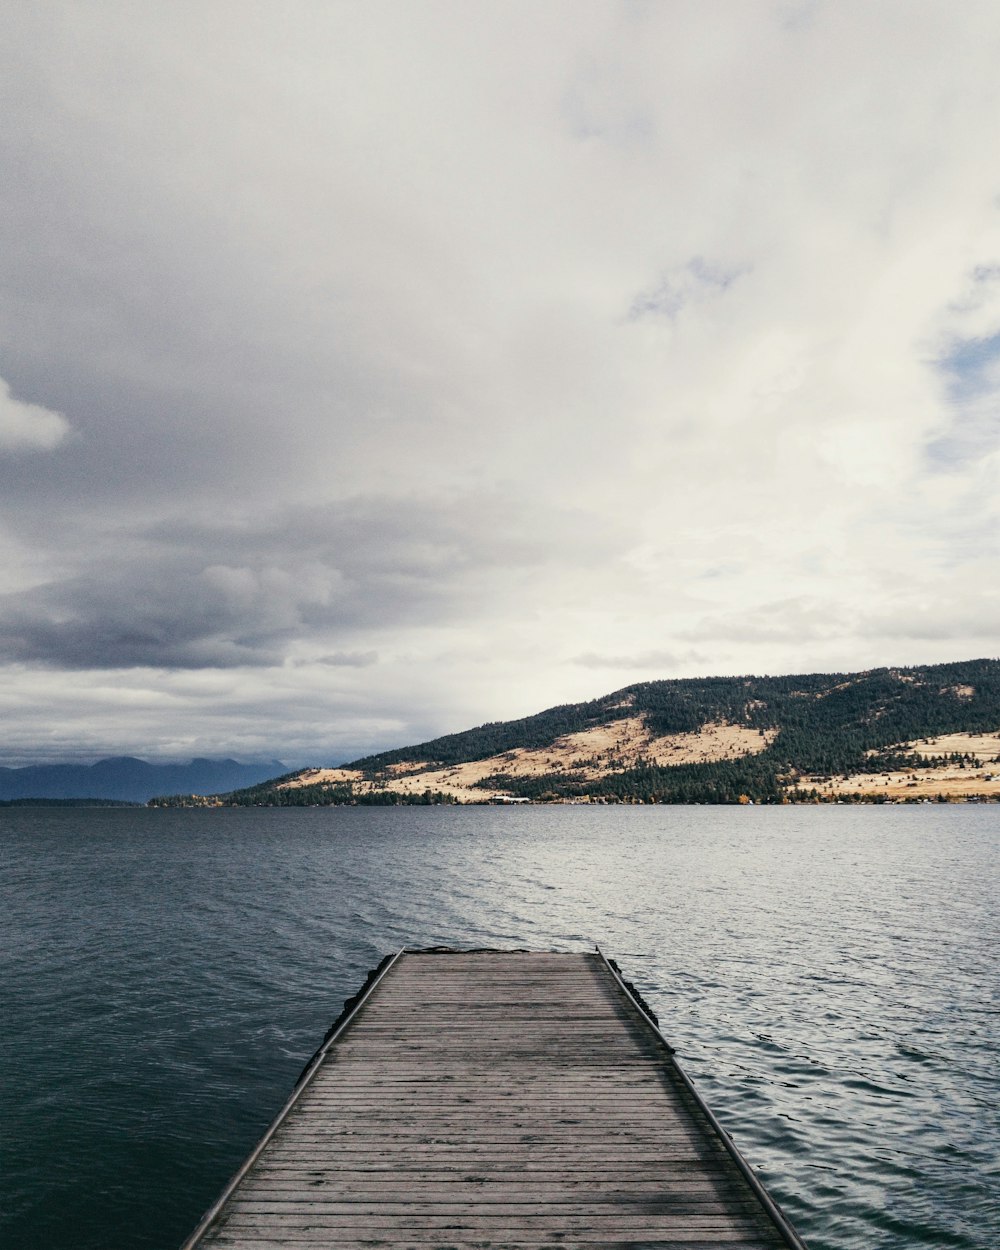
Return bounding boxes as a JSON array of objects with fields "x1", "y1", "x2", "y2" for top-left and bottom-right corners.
[{"x1": 181, "y1": 950, "x2": 807, "y2": 1249}]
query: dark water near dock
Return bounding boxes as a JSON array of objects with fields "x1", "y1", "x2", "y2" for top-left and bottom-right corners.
[{"x1": 2, "y1": 805, "x2": 997, "y2": 1250}]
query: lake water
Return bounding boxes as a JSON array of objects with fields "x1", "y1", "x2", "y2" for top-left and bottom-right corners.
[{"x1": 2, "y1": 804, "x2": 997, "y2": 1249}]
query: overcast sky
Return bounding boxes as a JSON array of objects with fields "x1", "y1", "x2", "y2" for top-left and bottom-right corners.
[{"x1": 2, "y1": 1, "x2": 1000, "y2": 766}]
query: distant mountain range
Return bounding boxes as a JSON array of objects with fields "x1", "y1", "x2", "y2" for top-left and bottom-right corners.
[
  {"x1": 160, "y1": 658, "x2": 1000, "y2": 806},
  {"x1": 0, "y1": 757, "x2": 286, "y2": 804}
]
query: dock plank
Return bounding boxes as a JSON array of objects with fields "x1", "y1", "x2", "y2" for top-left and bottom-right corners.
[{"x1": 182, "y1": 951, "x2": 806, "y2": 1249}]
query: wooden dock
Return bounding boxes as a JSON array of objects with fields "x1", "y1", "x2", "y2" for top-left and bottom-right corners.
[{"x1": 182, "y1": 949, "x2": 807, "y2": 1249}]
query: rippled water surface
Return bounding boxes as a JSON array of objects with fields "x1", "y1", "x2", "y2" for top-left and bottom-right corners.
[{"x1": 2, "y1": 805, "x2": 997, "y2": 1249}]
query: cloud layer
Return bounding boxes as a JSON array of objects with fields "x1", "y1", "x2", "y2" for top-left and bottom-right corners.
[
  {"x1": 0, "y1": 377, "x2": 70, "y2": 451},
  {"x1": 2, "y1": 2, "x2": 1000, "y2": 763}
]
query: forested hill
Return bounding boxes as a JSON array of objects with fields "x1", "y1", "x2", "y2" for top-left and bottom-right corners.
[
  {"x1": 171, "y1": 658, "x2": 1000, "y2": 807},
  {"x1": 349, "y1": 658, "x2": 1000, "y2": 775}
]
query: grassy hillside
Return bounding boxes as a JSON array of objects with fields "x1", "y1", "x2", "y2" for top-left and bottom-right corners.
[
  {"x1": 351, "y1": 659, "x2": 1000, "y2": 772},
  {"x1": 154, "y1": 659, "x2": 1000, "y2": 806}
]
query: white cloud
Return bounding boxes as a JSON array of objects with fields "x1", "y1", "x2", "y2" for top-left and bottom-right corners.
[
  {"x1": 0, "y1": 378, "x2": 70, "y2": 451},
  {"x1": 571, "y1": 649, "x2": 706, "y2": 672}
]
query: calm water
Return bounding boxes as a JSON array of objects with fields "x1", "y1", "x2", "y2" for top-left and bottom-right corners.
[{"x1": 2, "y1": 805, "x2": 997, "y2": 1249}]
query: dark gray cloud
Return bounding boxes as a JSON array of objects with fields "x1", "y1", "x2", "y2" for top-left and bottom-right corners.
[
  {"x1": 0, "y1": 493, "x2": 622, "y2": 670},
  {"x1": 3, "y1": 565, "x2": 300, "y2": 670}
]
